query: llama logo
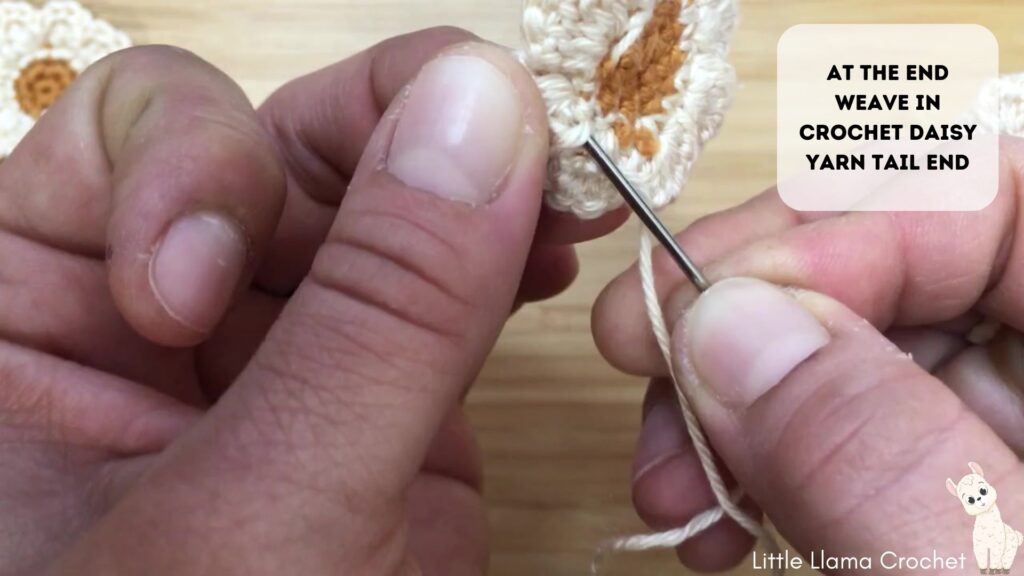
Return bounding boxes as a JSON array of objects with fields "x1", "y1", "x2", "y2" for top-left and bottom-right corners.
[{"x1": 947, "y1": 462, "x2": 1023, "y2": 574}]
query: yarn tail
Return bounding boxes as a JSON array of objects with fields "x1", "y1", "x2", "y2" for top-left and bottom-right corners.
[{"x1": 587, "y1": 225, "x2": 784, "y2": 576}]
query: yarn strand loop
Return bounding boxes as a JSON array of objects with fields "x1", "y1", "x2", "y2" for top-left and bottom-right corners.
[{"x1": 590, "y1": 224, "x2": 783, "y2": 576}]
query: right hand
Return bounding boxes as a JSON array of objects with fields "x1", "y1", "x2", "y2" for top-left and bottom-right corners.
[{"x1": 591, "y1": 138, "x2": 1024, "y2": 573}]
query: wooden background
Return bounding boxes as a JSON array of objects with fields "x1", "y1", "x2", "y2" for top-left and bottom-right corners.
[{"x1": 81, "y1": 1, "x2": 1024, "y2": 574}]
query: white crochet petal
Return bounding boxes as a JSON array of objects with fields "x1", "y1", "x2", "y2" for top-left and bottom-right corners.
[
  {"x1": 0, "y1": 1, "x2": 131, "y2": 159},
  {"x1": 0, "y1": 2, "x2": 43, "y2": 69},
  {"x1": 0, "y1": 82, "x2": 34, "y2": 161},
  {"x1": 69, "y1": 19, "x2": 131, "y2": 70},
  {"x1": 965, "y1": 73, "x2": 1024, "y2": 139},
  {"x1": 522, "y1": 0, "x2": 738, "y2": 218}
]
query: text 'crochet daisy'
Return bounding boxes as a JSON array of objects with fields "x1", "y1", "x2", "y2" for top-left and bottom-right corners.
[
  {"x1": 521, "y1": 0, "x2": 737, "y2": 219},
  {"x1": 0, "y1": 0, "x2": 130, "y2": 159}
]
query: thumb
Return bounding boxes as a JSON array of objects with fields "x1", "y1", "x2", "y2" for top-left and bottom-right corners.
[
  {"x1": 59, "y1": 43, "x2": 548, "y2": 574},
  {"x1": 673, "y1": 277, "x2": 1024, "y2": 574}
]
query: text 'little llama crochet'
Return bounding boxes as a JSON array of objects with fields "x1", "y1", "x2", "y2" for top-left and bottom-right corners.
[
  {"x1": 521, "y1": 0, "x2": 737, "y2": 219},
  {"x1": 521, "y1": 0, "x2": 1024, "y2": 572}
]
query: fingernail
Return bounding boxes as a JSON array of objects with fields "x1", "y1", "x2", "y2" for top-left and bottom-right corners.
[
  {"x1": 633, "y1": 395, "x2": 689, "y2": 482},
  {"x1": 150, "y1": 213, "x2": 247, "y2": 332},
  {"x1": 681, "y1": 278, "x2": 830, "y2": 409},
  {"x1": 388, "y1": 54, "x2": 523, "y2": 205}
]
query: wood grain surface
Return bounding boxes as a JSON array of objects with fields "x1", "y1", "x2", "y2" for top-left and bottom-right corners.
[{"x1": 82, "y1": 1, "x2": 1024, "y2": 574}]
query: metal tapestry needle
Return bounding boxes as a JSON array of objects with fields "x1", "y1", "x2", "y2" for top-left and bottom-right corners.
[{"x1": 583, "y1": 137, "x2": 710, "y2": 292}]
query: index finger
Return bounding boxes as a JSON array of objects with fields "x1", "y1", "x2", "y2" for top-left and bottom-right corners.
[
  {"x1": 594, "y1": 137, "x2": 1024, "y2": 375},
  {"x1": 255, "y1": 27, "x2": 627, "y2": 294}
]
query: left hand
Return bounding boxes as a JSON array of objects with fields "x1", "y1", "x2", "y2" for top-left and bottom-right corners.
[{"x1": 0, "y1": 28, "x2": 625, "y2": 575}]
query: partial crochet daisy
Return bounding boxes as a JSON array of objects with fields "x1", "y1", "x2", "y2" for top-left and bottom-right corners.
[
  {"x1": 522, "y1": 0, "x2": 737, "y2": 218},
  {"x1": 966, "y1": 72, "x2": 1024, "y2": 139},
  {"x1": 0, "y1": 0, "x2": 130, "y2": 158}
]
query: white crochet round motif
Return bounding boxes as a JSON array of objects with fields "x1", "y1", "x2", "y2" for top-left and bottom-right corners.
[
  {"x1": 521, "y1": 0, "x2": 738, "y2": 219},
  {"x1": 0, "y1": 0, "x2": 131, "y2": 159}
]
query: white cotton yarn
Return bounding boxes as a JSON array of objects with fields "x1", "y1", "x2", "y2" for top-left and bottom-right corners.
[
  {"x1": 0, "y1": 1, "x2": 131, "y2": 159},
  {"x1": 589, "y1": 226, "x2": 784, "y2": 576},
  {"x1": 966, "y1": 72, "x2": 1024, "y2": 138},
  {"x1": 521, "y1": 0, "x2": 738, "y2": 219},
  {"x1": 520, "y1": 1, "x2": 784, "y2": 572}
]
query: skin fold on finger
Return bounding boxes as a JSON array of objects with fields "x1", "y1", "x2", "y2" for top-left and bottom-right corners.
[
  {"x1": 0, "y1": 227, "x2": 205, "y2": 403},
  {"x1": 0, "y1": 341, "x2": 199, "y2": 457},
  {"x1": 883, "y1": 325, "x2": 1024, "y2": 457},
  {"x1": 633, "y1": 379, "x2": 757, "y2": 572},
  {"x1": 595, "y1": 138, "x2": 1024, "y2": 376},
  {"x1": 419, "y1": 408, "x2": 483, "y2": 491},
  {"x1": 516, "y1": 243, "x2": 580, "y2": 305},
  {"x1": 674, "y1": 279, "x2": 1024, "y2": 573},
  {"x1": 406, "y1": 474, "x2": 489, "y2": 576},
  {"x1": 195, "y1": 291, "x2": 285, "y2": 399},
  {"x1": 0, "y1": 341, "x2": 200, "y2": 572},
  {"x1": 937, "y1": 327, "x2": 1024, "y2": 455}
]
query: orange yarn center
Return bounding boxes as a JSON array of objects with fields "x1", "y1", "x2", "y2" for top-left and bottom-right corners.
[
  {"x1": 14, "y1": 58, "x2": 77, "y2": 119},
  {"x1": 596, "y1": 0, "x2": 687, "y2": 158}
]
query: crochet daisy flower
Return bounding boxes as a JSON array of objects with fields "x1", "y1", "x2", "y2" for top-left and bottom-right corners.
[
  {"x1": 522, "y1": 0, "x2": 738, "y2": 218},
  {"x1": 0, "y1": 0, "x2": 130, "y2": 159}
]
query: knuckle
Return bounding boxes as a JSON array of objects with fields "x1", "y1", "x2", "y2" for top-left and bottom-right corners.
[
  {"x1": 0, "y1": 350, "x2": 72, "y2": 447},
  {"x1": 91, "y1": 46, "x2": 276, "y2": 165},
  {"x1": 84, "y1": 45, "x2": 215, "y2": 95},
  {"x1": 766, "y1": 354, "x2": 963, "y2": 527},
  {"x1": 90, "y1": 46, "x2": 286, "y2": 210},
  {"x1": 258, "y1": 86, "x2": 344, "y2": 205},
  {"x1": 105, "y1": 45, "x2": 251, "y2": 118},
  {"x1": 105, "y1": 44, "x2": 212, "y2": 75},
  {"x1": 186, "y1": 110, "x2": 285, "y2": 190},
  {"x1": 407, "y1": 26, "x2": 479, "y2": 46},
  {"x1": 310, "y1": 208, "x2": 478, "y2": 344}
]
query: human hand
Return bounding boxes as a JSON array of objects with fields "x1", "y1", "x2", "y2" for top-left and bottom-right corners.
[
  {"x1": 0, "y1": 28, "x2": 624, "y2": 575},
  {"x1": 592, "y1": 139, "x2": 1024, "y2": 573}
]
